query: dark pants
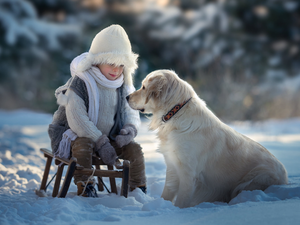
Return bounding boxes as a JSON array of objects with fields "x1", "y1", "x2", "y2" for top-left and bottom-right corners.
[{"x1": 71, "y1": 137, "x2": 146, "y2": 188}]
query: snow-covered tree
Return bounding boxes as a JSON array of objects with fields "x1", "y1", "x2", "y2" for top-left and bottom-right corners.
[
  {"x1": 1, "y1": 0, "x2": 299, "y2": 119},
  {"x1": 103, "y1": 0, "x2": 300, "y2": 120},
  {"x1": 0, "y1": 0, "x2": 81, "y2": 111}
]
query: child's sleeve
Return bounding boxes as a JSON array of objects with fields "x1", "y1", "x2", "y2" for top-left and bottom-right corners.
[{"x1": 65, "y1": 89, "x2": 102, "y2": 142}]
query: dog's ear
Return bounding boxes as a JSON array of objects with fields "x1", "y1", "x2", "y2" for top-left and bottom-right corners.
[
  {"x1": 145, "y1": 90, "x2": 153, "y2": 104},
  {"x1": 145, "y1": 74, "x2": 168, "y2": 104}
]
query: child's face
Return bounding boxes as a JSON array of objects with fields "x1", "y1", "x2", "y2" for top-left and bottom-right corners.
[{"x1": 97, "y1": 64, "x2": 124, "y2": 81}]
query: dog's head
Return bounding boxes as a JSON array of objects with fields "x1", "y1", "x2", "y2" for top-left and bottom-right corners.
[{"x1": 127, "y1": 70, "x2": 194, "y2": 114}]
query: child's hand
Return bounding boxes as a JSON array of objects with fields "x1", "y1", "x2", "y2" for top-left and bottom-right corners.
[
  {"x1": 96, "y1": 135, "x2": 117, "y2": 166},
  {"x1": 116, "y1": 124, "x2": 137, "y2": 148}
]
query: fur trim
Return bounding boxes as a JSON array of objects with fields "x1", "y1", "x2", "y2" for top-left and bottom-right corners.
[
  {"x1": 76, "y1": 52, "x2": 136, "y2": 87},
  {"x1": 77, "y1": 51, "x2": 138, "y2": 73}
]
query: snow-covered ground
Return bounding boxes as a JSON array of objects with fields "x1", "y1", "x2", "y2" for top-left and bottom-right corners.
[{"x1": 0, "y1": 109, "x2": 299, "y2": 225}]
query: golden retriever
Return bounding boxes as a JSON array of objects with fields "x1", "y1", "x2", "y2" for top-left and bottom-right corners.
[{"x1": 127, "y1": 70, "x2": 288, "y2": 208}]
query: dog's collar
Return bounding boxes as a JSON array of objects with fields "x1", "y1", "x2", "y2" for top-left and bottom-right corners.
[{"x1": 162, "y1": 97, "x2": 192, "y2": 122}]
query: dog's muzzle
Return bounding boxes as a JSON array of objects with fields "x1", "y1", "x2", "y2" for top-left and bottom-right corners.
[{"x1": 126, "y1": 95, "x2": 145, "y2": 112}]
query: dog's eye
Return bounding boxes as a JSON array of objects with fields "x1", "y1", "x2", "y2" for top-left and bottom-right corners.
[{"x1": 142, "y1": 85, "x2": 145, "y2": 90}]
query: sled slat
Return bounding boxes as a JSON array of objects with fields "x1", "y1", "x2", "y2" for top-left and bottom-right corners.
[
  {"x1": 73, "y1": 169, "x2": 123, "y2": 178},
  {"x1": 40, "y1": 154, "x2": 53, "y2": 191},
  {"x1": 52, "y1": 164, "x2": 64, "y2": 197},
  {"x1": 57, "y1": 158, "x2": 77, "y2": 198},
  {"x1": 95, "y1": 164, "x2": 104, "y2": 192},
  {"x1": 121, "y1": 160, "x2": 130, "y2": 198},
  {"x1": 108, "y1": 165, "x2": 117, "y2": 194}
]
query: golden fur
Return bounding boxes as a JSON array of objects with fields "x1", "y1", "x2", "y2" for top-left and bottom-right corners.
[{"x1": 127, "y1": 70, "x2": 288, "y2": 208}]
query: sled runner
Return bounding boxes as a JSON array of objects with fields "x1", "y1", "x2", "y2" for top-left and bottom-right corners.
[{"x1": 36, "y1": 148, "x2": 130, "y2": 198}]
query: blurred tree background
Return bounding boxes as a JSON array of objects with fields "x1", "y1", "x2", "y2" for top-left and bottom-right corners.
[{"x1": 0, "y1": 0, "x2": 299, "y2": 121}]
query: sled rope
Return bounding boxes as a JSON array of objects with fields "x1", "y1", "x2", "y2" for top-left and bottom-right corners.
[
  {"x1": 45, "y1": 172, "x2": 57, "y2": 190},
  {"x1": 80, "y1": 166, "x2": 97, "y2": 197},
  {"x1": 98, "y1": 176, "x2": 111, "y2": 194}
]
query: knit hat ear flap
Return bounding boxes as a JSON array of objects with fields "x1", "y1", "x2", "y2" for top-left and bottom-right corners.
[{"x1": 77, "y1": 24, "x2": 138, "y2": 74}]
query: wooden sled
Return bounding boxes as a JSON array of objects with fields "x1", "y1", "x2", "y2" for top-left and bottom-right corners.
[{"x1": 36, "y1": 148, "x2": 130, "y2": 198}]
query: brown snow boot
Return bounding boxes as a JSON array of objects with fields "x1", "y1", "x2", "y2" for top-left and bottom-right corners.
[
  {"x1": 71, "y1": 137, "x2": 95, "y2": 184},
  {"x1": 77, "y1": 181, "x2": 98, "y2": 197},
  {"x1": 130, "y1": 185, "x2": 147, "y2": 194}
]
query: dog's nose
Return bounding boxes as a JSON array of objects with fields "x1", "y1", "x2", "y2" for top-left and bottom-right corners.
[{"x1": 126, "y1": 95, "x2": 130, "y2": 102}]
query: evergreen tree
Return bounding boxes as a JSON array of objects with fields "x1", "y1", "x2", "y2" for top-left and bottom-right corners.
[
  {"x1": 0, "y1": 0, "x2": 81, "y2": 111},
  {"x1": 102, "y1": 0, "x2": 300, "y2": 120}
]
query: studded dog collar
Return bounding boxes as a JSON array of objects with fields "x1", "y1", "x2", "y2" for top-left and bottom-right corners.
[{"x1": 162, "y1": 97, "x2": 192, "y2": 122}]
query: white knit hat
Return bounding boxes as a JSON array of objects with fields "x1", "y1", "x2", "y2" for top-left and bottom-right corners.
[{"x1": 77, "y1": 24, "x2": 138, "y2": 76}]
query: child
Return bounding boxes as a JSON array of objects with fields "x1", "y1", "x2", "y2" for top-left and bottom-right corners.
[{"x1": 48, "y1": 24, "x2": 146, "y2": 197}]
